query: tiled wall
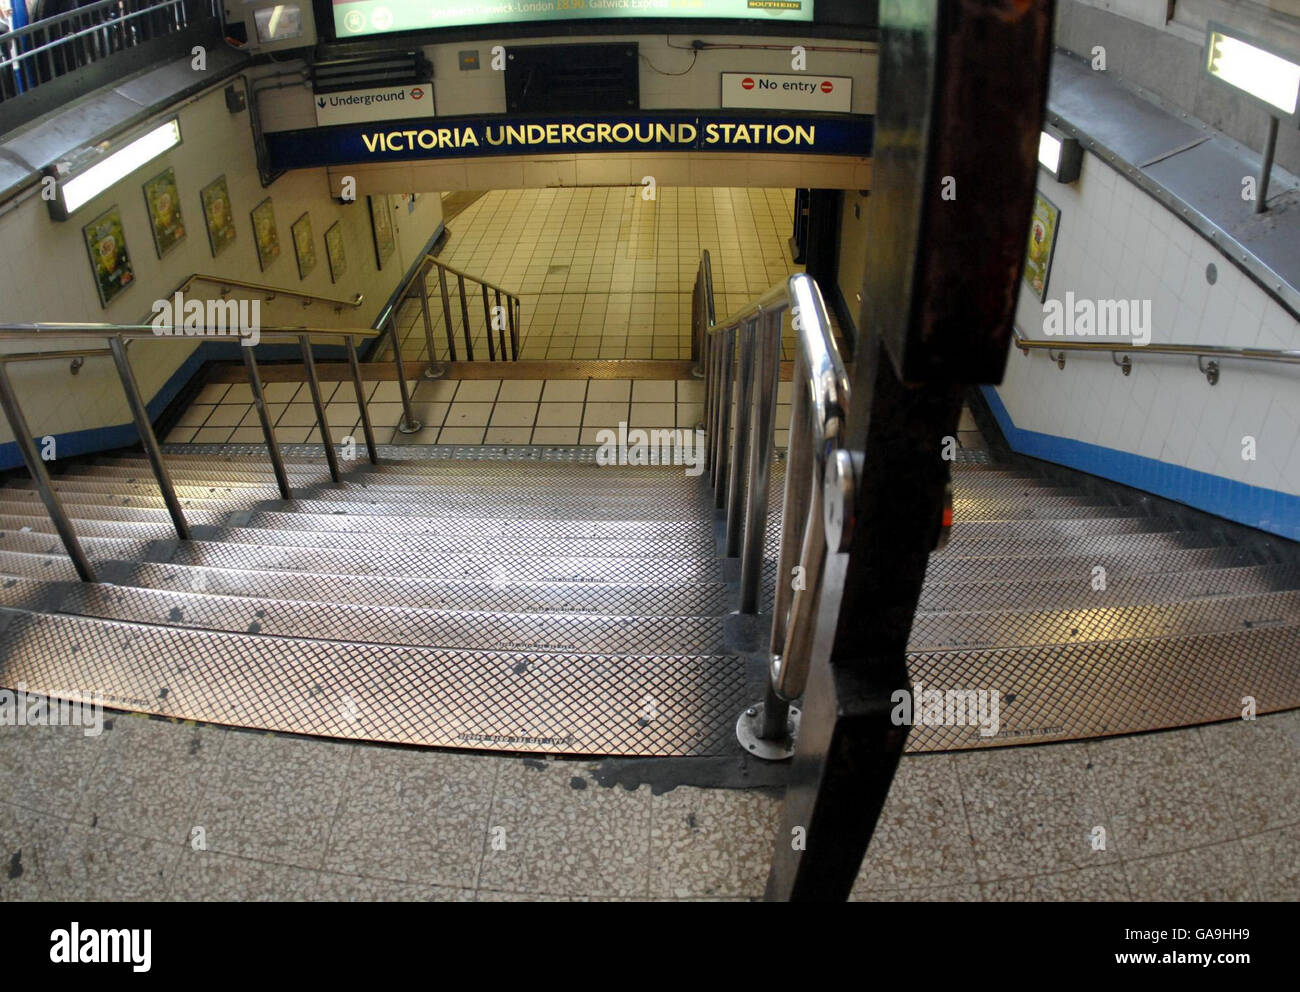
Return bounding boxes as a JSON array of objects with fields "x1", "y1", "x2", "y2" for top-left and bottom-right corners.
[
  {"x1": 994, "y1": 152, "x2": 1300, "y2": 532},
  {"x1": 260, "y1": 33, "x2": 878, "y2": 132},
  {"x1": 0, "y1": 82, "x2": 443, "y2": 457}
]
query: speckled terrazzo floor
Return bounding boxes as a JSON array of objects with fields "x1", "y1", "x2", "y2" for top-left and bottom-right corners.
[{"x1": 1, "y1": 707, "x2": 1297, "y2": 901}]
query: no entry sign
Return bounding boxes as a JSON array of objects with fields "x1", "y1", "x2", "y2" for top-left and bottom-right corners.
[{"x1": 722, "y1": 73, "x2": 853, "y2": 113}]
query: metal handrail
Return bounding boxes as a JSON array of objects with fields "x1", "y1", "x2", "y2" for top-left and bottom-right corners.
[
  {"x1": 0, "y1": 323, "x2": 378, "y2": 342},
  {"x1": 0, "y1": 0, "x2": 208, "y2": 104},
  {"x1": 698, "y1": 253, "x2": 851, "y2": 754},
  {"x1": 1012, "y1": 326, "x2": 1300, "y2": 383},
  {"x1": 377, "y1": 252, "x2": 523, "y2": 375},
  {"x1": 0, "y1": 321, "x2": 385, "y2": 584},
  {"x1": 177, "y1": 274, "x2": 365, "y2": 313}
]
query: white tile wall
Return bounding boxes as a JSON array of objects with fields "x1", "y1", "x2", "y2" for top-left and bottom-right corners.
[
  {"x1": 997, "y1": 153, "x2": 1300, "y2": 497},
  {"x1": 0, "y1": 84, "x2": 444, "y2": 449}
]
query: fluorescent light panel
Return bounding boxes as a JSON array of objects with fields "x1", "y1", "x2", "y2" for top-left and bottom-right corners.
[
  {"x1": 1207, "y1": 30, "x2": 1300, "y2": 116},
  {"x1": 61, "y1": 119, "x2": 181, "y2": 214},
  {"x1": 1038, "y1": 131, "x2": 1062, "y2": 172}
]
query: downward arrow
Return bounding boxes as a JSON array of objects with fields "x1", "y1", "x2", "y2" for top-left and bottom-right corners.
[{"x1": 317, "y1": 98, "x2": 326, "y2": 109}]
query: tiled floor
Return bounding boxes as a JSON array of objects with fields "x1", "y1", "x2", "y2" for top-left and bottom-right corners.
[
  {"x1": 378, "y1": 187, "x2": 806, "y2": 363},
  {"x1": 166, "y1": 376, "x2": 797, "y2": 448},
  {"x1": 3, "y1": 710, "x2": 1296, "y2": 901}
]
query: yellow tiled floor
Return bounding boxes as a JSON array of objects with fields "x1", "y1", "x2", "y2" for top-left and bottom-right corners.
[
  {"x1": 167, "y1": 377, "x2": 797, "y2": 448},
  {"x1": 377, "y1": 186, "x2": 804, "y2": 363}
]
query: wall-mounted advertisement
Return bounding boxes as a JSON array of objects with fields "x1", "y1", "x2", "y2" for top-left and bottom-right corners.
[
  {"x1": 82, "y1": 206, "x2": 135, "y2": 308},
  {"x1": 142, "y1": 167, "x2": 186, "y2": 258},
  {"x1": 333, "y1": 0, "x2": 814, "y2": 40},
  {"x1": 1023, "y1": 192, "x2": 1059, "y2": 301}
]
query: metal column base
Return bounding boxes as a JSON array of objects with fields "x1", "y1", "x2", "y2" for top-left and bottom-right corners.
[
  {"x1": 396, "y1": 419, "x2": 424, "y2": 434},
  {"x1": 736, "y1": 702, "x2": 801, "y2": 761},
  {"x1": 423, "y1": 363, "x2": 448, "y2": 379}
]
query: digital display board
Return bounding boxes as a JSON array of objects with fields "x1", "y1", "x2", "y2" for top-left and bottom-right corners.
[{"x1": 332, "y1": 1, "x2": 815, "y2": 39}]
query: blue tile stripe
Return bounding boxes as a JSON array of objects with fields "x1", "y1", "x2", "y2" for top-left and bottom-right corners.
[
  {"x1": 0, "y1": 222, "x2": 445, "y2": 474},
  {"x1": 982, "y1": 384, "x2": 1300, "y2": 542}
]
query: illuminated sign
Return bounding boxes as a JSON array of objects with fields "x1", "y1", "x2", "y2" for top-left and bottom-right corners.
[
  {"x1": 267, "y1": 111, "x2": 870, "y2": 170},
  {"x1": 333, "y1": 0, "x2": 815, "y2": 39}
]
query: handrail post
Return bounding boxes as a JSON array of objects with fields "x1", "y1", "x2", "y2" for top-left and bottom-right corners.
[
  {"x1": 456, "y1": 274, "x2": 475, "y2": 361},
  {"x1": 346, "y1": 337, "x2": 380, "y2": 465},
  {"x1": 417, "y1": 261, "x2": 446, "y2": 379},
  {"x1": 724, "y1": 318, "x2": 757, "y2": 556},
  {"x1": 739, "y1": 308, "x2": 781, "y2": 613},
  {"x1": 108, "y1": 337, "x2": 189, "y2": 541},
  {"x1": 508, "y1": 295, "x2": 520, "y2": 360},
  {"x1": 768, "y1": 345, "x2": 814, "y2": 658},
  {"x1": 690, "y1": 272, "x2": 705, "y2": 378},
  {"x1": 0, "y1": 363, "x2": 97, "y2": 582},
  {"x1": 298, "y1": 335, "x2": 341, "y2": 483},
  {"x1": 241, "y1": 345, "x2": 292, "y2": 500},
  {"x1": 387, "y1": 316, "x2": 422, "y2": 435},
  {"x1": 713, "y1": 329, "x2": 735, "y2": 506},
  {"x1": 481, "y1": 284, "x2": 497, "y2": 361},
  {"x1": 436, "y1": 265, "x2": 461, "y2": 361}
]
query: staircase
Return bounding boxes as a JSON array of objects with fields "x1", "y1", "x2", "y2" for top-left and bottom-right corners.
[{"x1": 0, "y1": 442, "x2": 1297, "y2": 756}]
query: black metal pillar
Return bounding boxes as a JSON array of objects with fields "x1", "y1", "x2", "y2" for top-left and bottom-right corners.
[{"x1": 764, "y1": 0, "x2": 1055, "y2": 901}]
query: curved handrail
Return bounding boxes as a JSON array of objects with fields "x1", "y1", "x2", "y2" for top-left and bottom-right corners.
[
  {"x1": 707, "y1": 273, "x2": 850, "y2": 461},
  {"x1": 177, "y1": 274, "x2": 365, "y2": 312},
  {"x1": 699, "y1": 256, "x2": 852, "y2": 748}
]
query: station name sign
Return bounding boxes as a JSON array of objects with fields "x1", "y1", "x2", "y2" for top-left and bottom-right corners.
[{"x1": 266, "y1": 112, "x2": 873, "y2": 170}]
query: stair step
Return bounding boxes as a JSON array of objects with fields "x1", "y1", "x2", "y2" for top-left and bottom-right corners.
[
  {"x1": 51, "y1": 581, "x2": 728, "y2": 654},
  {"x1": 952, "y1": 501, "x2": 1152, "y2": 521},
  {"x1": 903, "y1": 621, "x2": 1300, "y2": 749},
  {"x1": 0, "y1": 532, "x2": 151, "y2": 561},
  {"x1": 111, "y1": 560, "x2": 731, "y2": 615},
  {"x1": 242, "y1": 510, "x2": 716, "y2": 542},
  {"x1": 926, "y1": 544, "x2": 1273, "y2": 584},
  {"x1": 0, "y1": 515, "x2": 179, "y2": 541},
  {"x1": 934, "y1": 530, "x2": 1233, "y2": 560},
  {"x1": 106, "y1": 453, "x2": 702, "y2": 479},
  {"x1": 82, "y1": 462, "x2": 712, "y2": 489},
  {"x1": 0, "y1": 609, "x2": 749, "y2": 757},
  {"x1": 200, "y1": 525, "x2": 717, "y2": 560},
  {"x1": 0, "y1": 504, "x2": 228, "y2": 526},
  {"x1": 909, "y1": 589, "x2": 1300, "y2": 650},
  {"x1": 948, "y1": 515, "x2": 1185, "y2": 542},
  {"x1": 917, "y1": 563, "x2": 1300, "y2": 613},
  {"x1": 14, "y1": 478, "x2": 715, "y2": 513},
  {"x1": 161, "y1": 539, "x2": 726, "y2": 585}
]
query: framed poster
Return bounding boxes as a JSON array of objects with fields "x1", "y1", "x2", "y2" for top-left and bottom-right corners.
[
  {"x1": 251, "y1": 197, "x2": 281, "y2": 271},
  {"x1": 200, "y1": 175, "x2": 237, "y2": 257},
  {"x1": 324, "y1": 221, "x2": 346, "y2": 283},
  {"x1": 81, "y1": 206, "x2": 135, "y2": 308},
  {"x1": 142, "y1": 167, "x2": 186, "y2": 257},
  {"x1": 1023, "y1": 192, "x2": 1060, "y2": 301},
  {"x1": 291, "y1": 212, "x2": 316, "y2": 279},
  {"x1": 368, "y1": 194, "x2": 396, "y2": 270}
]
